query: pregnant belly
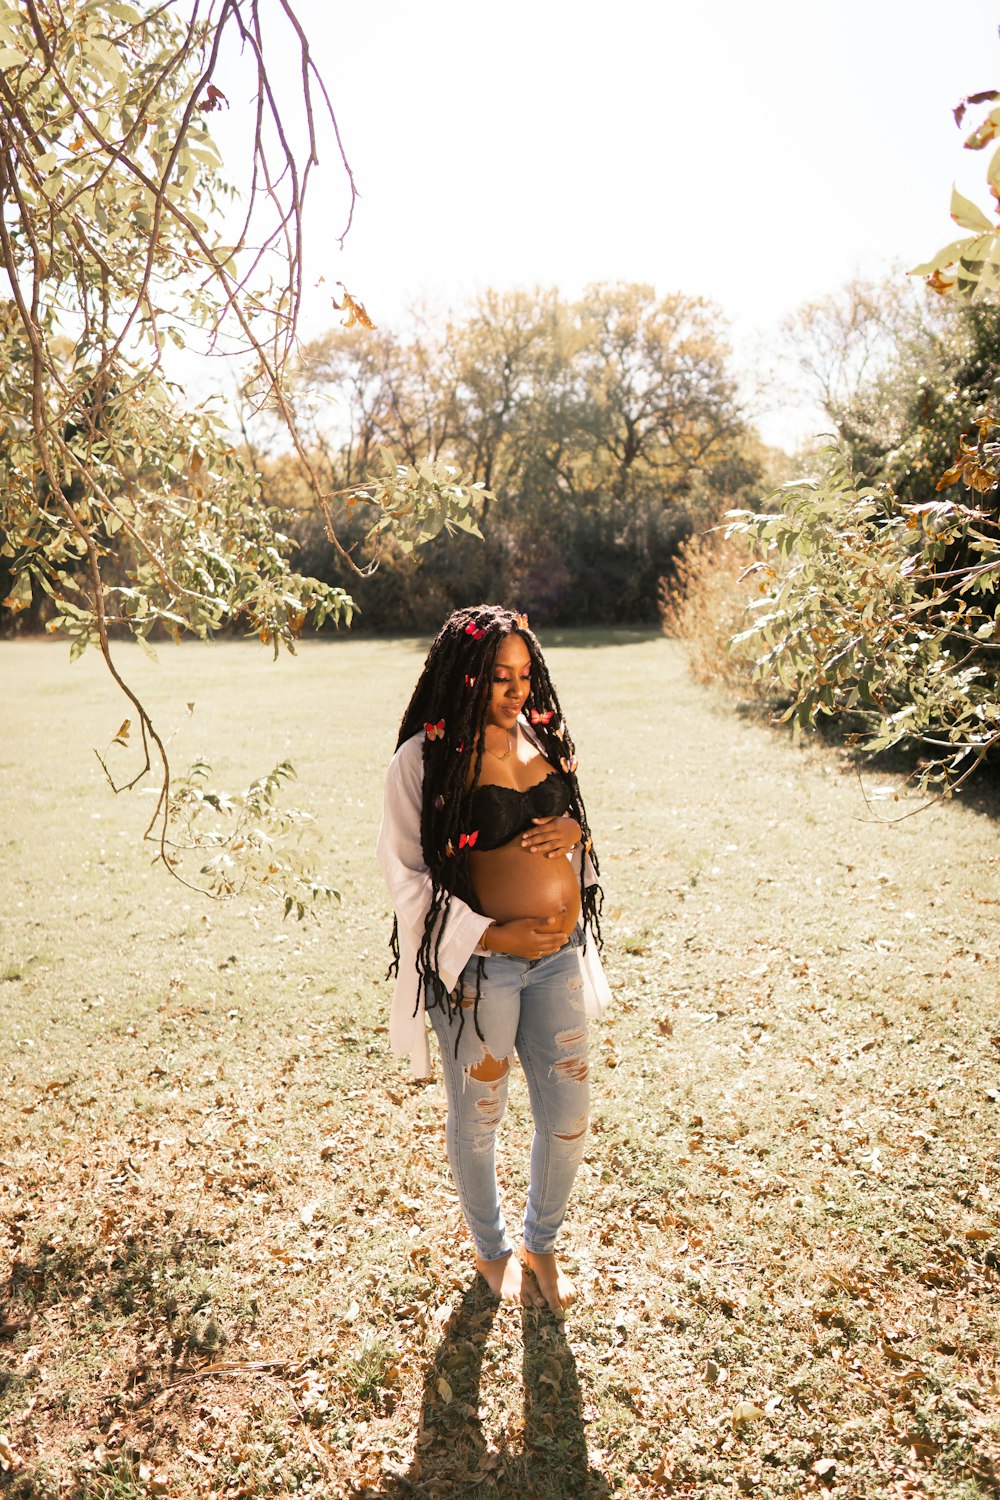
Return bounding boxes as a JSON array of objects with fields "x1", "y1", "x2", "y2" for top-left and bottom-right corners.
[{"x1": 469, "y1": 843, "x2": 581, "y2": 934}]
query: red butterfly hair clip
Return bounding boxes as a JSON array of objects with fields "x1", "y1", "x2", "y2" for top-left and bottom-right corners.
[
  {"x1": 464, "y1": 674, "x2": 477, "y2": 688},
  {"x1": 424, "y1": 720, "x2": 445, "y2": 741},
  {"x1": 464, "y1": 621, "x2": 485, "y2": 640},
  {"x1": 530, "y1": 709, "x2": 554, "y2": 725},
  {"x1": 458, "y1": 831, "x2": 479, "y2": 849}
]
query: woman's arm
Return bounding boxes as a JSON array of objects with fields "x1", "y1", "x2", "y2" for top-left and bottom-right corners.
[{"x1": 376, "y1": 737, "x2": 493, "y2": 991}]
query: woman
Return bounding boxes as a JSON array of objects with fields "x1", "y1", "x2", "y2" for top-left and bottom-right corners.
[{"x1": 377, "y1": 605, "x2": 610, "y2": 1314}]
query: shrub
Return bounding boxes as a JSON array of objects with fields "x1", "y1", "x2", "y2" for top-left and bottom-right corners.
[
  {"x1": 725, "y1": 442, "x2": 1000, "y2": 791},
  {"x1": 658, "y1": 528, "x2": 760, "y2": 690}
]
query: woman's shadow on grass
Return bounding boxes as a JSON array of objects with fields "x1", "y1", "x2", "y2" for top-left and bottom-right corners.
[{"x1": 361, "y1": 1277, "x2": 608, "y2": 1499}]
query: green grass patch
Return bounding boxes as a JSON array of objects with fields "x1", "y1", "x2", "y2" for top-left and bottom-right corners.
[{"x1": 0, "y1": 635, "x2": 998, "y2": 1497}]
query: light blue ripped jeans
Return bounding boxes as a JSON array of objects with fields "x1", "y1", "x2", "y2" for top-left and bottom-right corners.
[{"x1": 428, "y1": 930, "x2": 590, "y2": 1263}]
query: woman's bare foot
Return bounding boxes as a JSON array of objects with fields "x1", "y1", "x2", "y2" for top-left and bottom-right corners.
[
  {"x1": 476, "y1": 1253, "x2": 546, "y2": 1307},
  {"x1": 522, "y1": 1250, "x2": 576, "y2": 1315}
]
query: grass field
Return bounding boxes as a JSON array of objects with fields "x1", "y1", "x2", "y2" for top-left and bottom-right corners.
[{"x1": 1, "y1": 632, "x2": 998, "y2": 1500}]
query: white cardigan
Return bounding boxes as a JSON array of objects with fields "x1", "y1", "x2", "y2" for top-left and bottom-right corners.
[{"x1": 376, "y1": 729, "x2": 612, "y2": 1077}]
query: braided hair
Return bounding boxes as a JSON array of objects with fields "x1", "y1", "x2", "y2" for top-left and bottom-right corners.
[{"x1": 389, "y1": 604, "x2": 602, "y2": 1049}]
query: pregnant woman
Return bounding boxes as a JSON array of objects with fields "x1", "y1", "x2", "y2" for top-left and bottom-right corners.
[{"x1": 377, "y1": 604, "x2": 610, "y2": 1313}]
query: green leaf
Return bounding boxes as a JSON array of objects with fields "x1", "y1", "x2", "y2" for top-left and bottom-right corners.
[
  {"x1": 88, "y1": 36, "x2": 126, "y2": 77},
  {"x1": 2, "y1": 570, "x2": 32, "y2": 613},
  {"x1": 950, "y1": 186, "x2": 994, "y2": 234},
  {"x1": 910, "y1": 238, "x2": 976, "y2": 277},
  {"x1": 986, "y1": 143, "x2": 1000, "y2": 193}
]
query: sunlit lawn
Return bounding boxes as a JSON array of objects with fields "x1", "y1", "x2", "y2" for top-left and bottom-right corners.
[{"x1": 1, "y1": 634, "x2": 998, "y2": 1499}]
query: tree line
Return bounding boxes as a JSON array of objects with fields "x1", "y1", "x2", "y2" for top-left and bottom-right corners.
[{"x1": 253, "y1": 283, "x2": 765, "y2": 630}]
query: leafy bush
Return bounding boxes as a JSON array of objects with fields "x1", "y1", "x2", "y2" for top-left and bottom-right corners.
[
  {"x1": 658, "y1": 529, "x2": 759, "y2": 689},
  {"x1": 726, "y1": 442, "x2": 1000, "y2": 790}
]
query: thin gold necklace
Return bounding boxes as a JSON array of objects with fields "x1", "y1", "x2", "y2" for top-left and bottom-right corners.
[{"x1": 487, "y1": 727, "x2": 514, "y2": 761}]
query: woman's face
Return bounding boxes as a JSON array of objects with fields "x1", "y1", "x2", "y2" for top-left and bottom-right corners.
[{"x1": 486, "y1": 632, "x2": 532, "y2": 731}]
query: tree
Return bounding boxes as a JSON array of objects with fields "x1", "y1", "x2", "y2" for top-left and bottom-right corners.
[
  {"x1": 575, "y1": 282, "x2": 745, "y2": 519},
  {"x1": 837, "y1": 300, "x2": 1000, "y2": 504},
  {"x1": 780, "y1": 275, "x2": 937, "y2": 424},
  {"x1": 719, "y1": 79, "x2": 1000, "y2": 796},
  {"x1": 0, "y1": 1, "x2": 487, "y2": 909},
  {"x1": 564, "y1": 283, "x2": 755, "y2": 618},
  {"x1": 782, "y1": 275, "x2": 1000, "y2": 502},
  {"x1": 272, "y1": 284, "x2": 755, "y2": 627}
]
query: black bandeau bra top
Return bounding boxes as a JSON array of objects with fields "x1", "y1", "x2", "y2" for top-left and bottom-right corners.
[{"x1": 467, "y1": 769, "x2": 571, "y2": 852}]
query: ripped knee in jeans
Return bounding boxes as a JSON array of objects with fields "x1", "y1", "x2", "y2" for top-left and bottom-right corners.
[
  {"x1": 463, "y1": 1052, "x2": 510, "y2": 1149},
  {"x1": 468, "y1": 1051, "x2": 510, "y2": 1084},
  {"x1": 554, "y1": 1111, "x2": 589, "y2": 1143},
  {"x1": 551, "y1": 1026, "x2": 589, "y2": 1086}
]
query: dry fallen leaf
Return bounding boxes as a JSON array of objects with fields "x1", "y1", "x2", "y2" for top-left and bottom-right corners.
[
  {"x1": 732, "y1": 1401, "x2": 766, "y2": 1427},
  {"x1": 907, "y1": 1432, "x2": 940, "y2": 1464}
]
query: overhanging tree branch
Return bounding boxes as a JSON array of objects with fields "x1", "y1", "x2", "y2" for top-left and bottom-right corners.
[{"x1": 0, "y1": 0, "x2": 488, "y2": 912}]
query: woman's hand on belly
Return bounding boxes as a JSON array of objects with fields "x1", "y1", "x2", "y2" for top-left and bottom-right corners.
[
  {"x1": 486, "y1": 915, "x2": 569, "y2": 959},
  {"x1": 520, "y1": 815, "x2": 582, "y2": 858}
]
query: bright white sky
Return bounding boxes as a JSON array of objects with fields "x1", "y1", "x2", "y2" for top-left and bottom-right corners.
[{"x1": 208, "y1": 0, "x2": 1000, "y2": 449}]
